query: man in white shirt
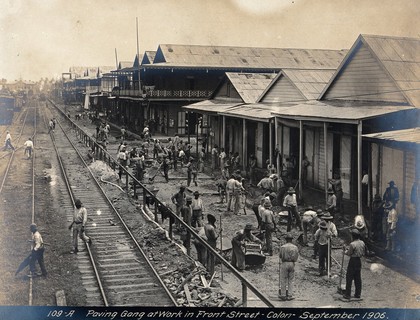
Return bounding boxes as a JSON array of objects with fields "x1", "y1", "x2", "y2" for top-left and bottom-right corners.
[
  {"x1": 24, "y1": 138, "x2": 34, "y2": 158},
  {"x1": 4, "y1": 131, "x2": 14, "y2": 150}
]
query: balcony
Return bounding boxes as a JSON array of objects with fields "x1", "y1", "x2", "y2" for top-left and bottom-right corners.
[{"x1": 111, "y1": 88, "x2": 212, "y2": 100}]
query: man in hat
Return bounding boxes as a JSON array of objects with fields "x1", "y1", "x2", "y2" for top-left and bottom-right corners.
[
  {"x1": 16, "y1": 224, "x2": 47, "y2": 277},
  {"x1": 326, "y1": 188, "x2": 337, "y2": 216},
  {"x1": 231, "y1": 224, "x2": 261, "y2": 271},
  {"x1": 314, "y1": 220, "x2": 331, "y2": 276},
  {"x1": 384, "y1": 201, "x2": 398, "y2": 251},
  {"x1": 192, "y1": 226, "x2": 207, "y2": 267},
  {"x1": 226, "y1": 175, "x2": 236, "y2": 212},
  {"x1": 69, "y1": 199, "x2": 91, "y2": 253},
  {"x1": 283, "y1": 187, "x2": 302, "y2": 232},
  {"x1": 329, "y1": 173, "x2": 343, "y2": 212},
  {"x1": 342, "y1": 229, "x2": 365, "y2": 300},
  {"x1": 117, "y1": 144, "x2": 128, "y2": 181},
  {"x1": 257, "y1": 173, "x2": 274, "y2": 194},
  {"x1": 383, "y1": 181, "x2": 399, "y2": 207},
  {"x1": 191, "y1": 191, "x2": 204, "y2": 227},
  {"x1": 204, "y1": 214, "x2": 219, "y2": 275},
  {"x1": 260, "y1": 199, "x2": 276, "y2": 256},
  {"x1": 248, "y1": 154, "x2": 257, "y2": 186},
  {"x1": 372, "y1": 194, "x2": 384, "y2": 241},
  {"x1": 301, "y1": 206, "x2": 317, "y2": 246},
  {"x1": 232, "y1": 176, "x2": 245, "y2": 216},
  {"x1": 180, "y1": 196, "x2": 193, "y2": 249},
  {"x1": 171, "y1": 186, "x2": 186, "y2": 228},
  {"x1": 279, "y1": 233, "x2": 299, "y2": 300}
]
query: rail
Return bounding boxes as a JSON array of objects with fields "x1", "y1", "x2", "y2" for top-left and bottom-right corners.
[{"x1": 49, "y1": 99, "x2": 275, "y2": 308}]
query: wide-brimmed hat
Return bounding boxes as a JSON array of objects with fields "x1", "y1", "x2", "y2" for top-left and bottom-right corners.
[
  {"x1": 316, "y1": 209, "x2": 324, "y2": 216},
  {"x1": 327, "y1": 188, "x2": 334, "y2": 194},
  {"x1": 193, "y1": 191, "x2": 200, "y2": 196},
  {"x1": 388, "y1": 180, "x2": 395, "y2": 185},
  {"x1": 244, "y1": 223, "x2": 253, "y2": 230},
  {"x1": 285, "y1": 233, "x2": 293, "y2": 240},
  {"x1": 306, "y1": 205, "x2": 313, "y2": 210},
  {"x1": 270, "y1": 174, "x2": 278, "y2": 180},
  {"x1": 207, "y1": 214, "x2": 216, "y2": 223},
  {"x1": 186, "y1": 196, "x2": 192, "y2": 202},
  {"x1": 287, "y1": 187, "x2": 295, "y2": 194},
  {"x1": 30, "y1": 223, "x2": 37, "y2": 232},
  {"x1": 322, "y1": 212, "x2": 333, "y2": 220},
  {"x1": 264, "y1": 200, "x2": 272, "y2": 208},
  {"x1": 75, "y1": 199, "x2": 82, "y2": 207},
  {"x1": 319, "y1": 221, "x2": 328, "y2": 229}
]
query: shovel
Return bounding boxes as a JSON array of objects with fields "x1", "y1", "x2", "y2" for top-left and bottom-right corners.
[{"x1": 337, "y1": 248, "x2": 345, "y2": 294}]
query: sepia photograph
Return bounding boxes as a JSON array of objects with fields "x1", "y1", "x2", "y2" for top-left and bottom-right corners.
[{"x1": 0, "y1": 1, "x2": 419, "y2": 319}]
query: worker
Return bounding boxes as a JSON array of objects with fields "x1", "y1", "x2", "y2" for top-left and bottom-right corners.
[
  {"x1": 260, "y1": 199, "x2": 276, "y2": 256},
  {"x1": 314, "y1": 221, "x2": 331, "y2": 276},
  {"x1": 283, "y1": 187, "x2": 302, "y2": 231},
  {"x1": 204, "y1": 214, "x2": 219, "y2": 275},
  {"x1": 279, "y1": 233, "x2": 299, "y2": 300},
  {"x1": 231, "y1": 224, "x2": 261, "y2": 271}
]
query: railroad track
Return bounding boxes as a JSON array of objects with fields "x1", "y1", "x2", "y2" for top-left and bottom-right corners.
[
  {"x1": 44, "y1": 104, "x2": 177, "y2": 306},
  {"x1": 0, "y1": 104, "x2": 37, "y2": 305}
]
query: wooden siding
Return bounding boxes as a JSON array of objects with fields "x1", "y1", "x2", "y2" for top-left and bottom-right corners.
[
  {"x1": 341, "y1": 135, "x2": 352, "y2": 199},
  {"x1": 318, "y1": 130, "x2": 326, "y2": 189},
  {"x1": 371, "y1": 143, "x2": 379, "y2": 197},
  {"x1": 261, "y1": 75, "x2": 305, "y2": 104},
  {"x1": 324, "y1": 44, "x2": 407, "y2": 103},
  {"x1": 404, "y1": 151, "x2": 416, "y2": 220},
  {"x1": 215, "y1": 81, "x2": 242, "y2": 101},
  {"x1": 305, "y1": 129, "x2": 315, "y2": 186}
]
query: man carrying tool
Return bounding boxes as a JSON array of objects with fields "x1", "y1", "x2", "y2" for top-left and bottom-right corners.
[
  {"x1": 342, "y1": 229, "x2": 365, "y2": 300},
  {"x1": 278, "y1": 233, "x2": 299, "y2": 300},
  {"x1": 314, "y1": 221, "x2": 331, "y2": 276}
]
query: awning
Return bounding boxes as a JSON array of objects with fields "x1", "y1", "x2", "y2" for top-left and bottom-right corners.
[
  {"x1": 271, "y1": 101, "x2": 415, "y2": 124},
  {"x1": 363, "y1": 127, "x2": 420, "y2": 147},
  {"x1": 182, "y1": 100, "x2": 243, "y2": 115},
  {"x1": 219, "y1": 103, "x2": 292, "y2": 122}
]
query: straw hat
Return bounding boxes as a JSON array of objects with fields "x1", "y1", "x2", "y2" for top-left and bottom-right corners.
[{"x1": 322, "y1": 212, "x2": 333, "y2": 220}]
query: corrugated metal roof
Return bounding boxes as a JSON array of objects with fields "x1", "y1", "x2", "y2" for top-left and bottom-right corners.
[
  {"x1": 363, "y1": 127, "x2": 420, "y2": 145},
  {"x1": 182, "y1": 100, "x2": 243, "y2": 114},
  {"x1": 155, "y1": 44, "x2": 347, "y2": 70},
  {"x1": 362, "y1": 35, "x2": 420, "y2": 107},
  {"x1": 225, "y1": 73, "x2": 277, "y2": 103},
  {"x1": 219, "y1": 103, "x2": 293, "y2": 122},
  {"x1": 271, "y1": 100, "x2": 415, "y2": 123}
]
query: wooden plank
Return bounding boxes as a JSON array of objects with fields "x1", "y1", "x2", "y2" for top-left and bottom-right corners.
[
  {"x1": 55, "y1": 290, "x2": 67, "y2": 306},
  {"x1": 184, "y1": 284, "x2": 193, "y2": 307}
]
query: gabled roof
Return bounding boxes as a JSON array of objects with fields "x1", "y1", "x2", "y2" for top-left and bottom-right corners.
[
  {"x1": 153, "y1": 44, "x2": 347, "y2": 70},
  {"x1": 118, "y1": 61, "x2": 133, "y2": 69},
  {"x1": 320, "y1": 34, "x2": 420, "y2": 106},
  {"x1": 258, "y1": 68, "x2": 335, "y2": 102},
  {"x1": 225, "y1": 73, "x2": 277, "y2": 103},
  {"x1": 142, "y1": 51, "x2": 156, "y2": 65}
]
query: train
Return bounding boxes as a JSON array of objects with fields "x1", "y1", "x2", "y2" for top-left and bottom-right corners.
[{"x1": 0, "y1": 94, "x2": 15, "y2": 125}]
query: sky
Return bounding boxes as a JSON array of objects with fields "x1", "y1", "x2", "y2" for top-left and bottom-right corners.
[{"x1": 0, "y1": 0, "x2": 419, "y2": 81}]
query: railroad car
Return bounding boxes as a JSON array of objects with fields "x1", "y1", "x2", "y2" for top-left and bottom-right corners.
[{"x1": 0, "y1": 95, "x2": 15, "y2": 125}]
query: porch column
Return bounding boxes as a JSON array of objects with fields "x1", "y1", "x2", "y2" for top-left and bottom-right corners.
[
  {"x1": 243, "y1": 119, "x2": 247, "y2": 172},
  {"x1": 324, "y1": 122, "x2": 328, "y2": 204},
  {"x1": 299, "y1": 120, "x2": 303, "y2": 199},
  {"x1": 357, "y1": 121, "x2": 362, "y2": 215},
  {"x1": 222, "y1": 115, "x2": 226, "y2": 150},
  {"x1": 275, "y1": 117, "x2": 280, "y2": 173},
  {"x1": 269, "y1": 120, "x2": 273, "y2": 165}
]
